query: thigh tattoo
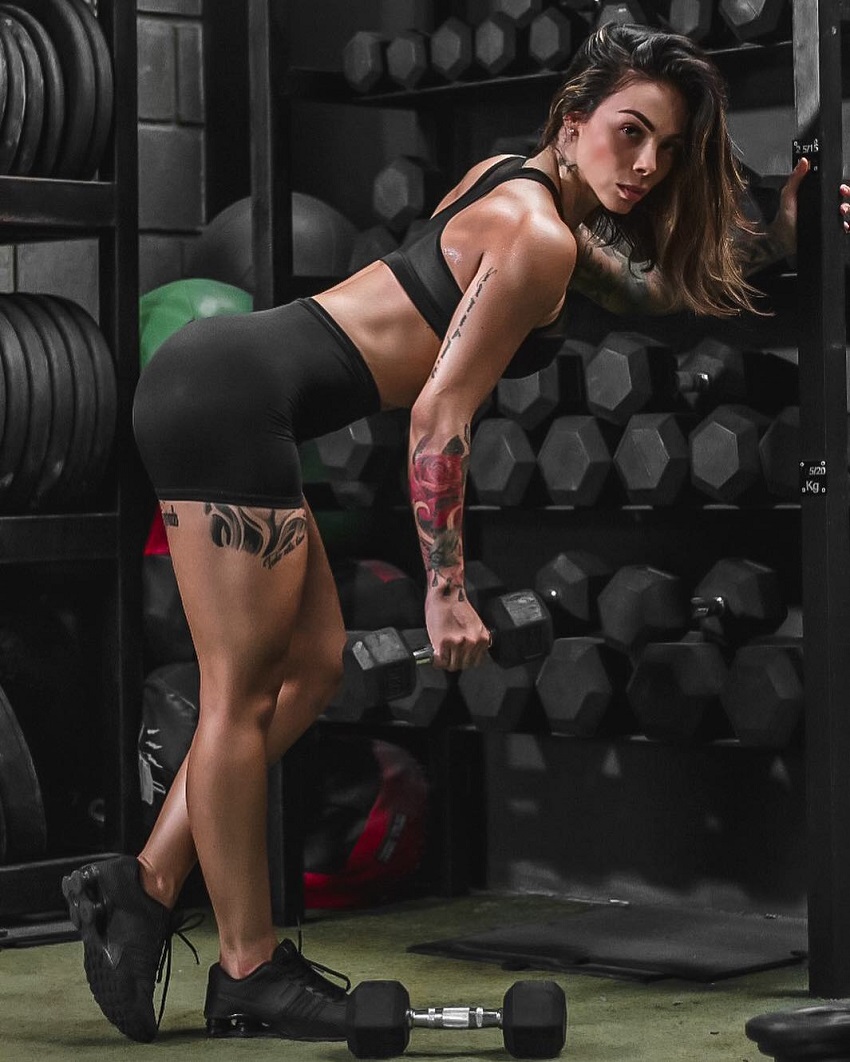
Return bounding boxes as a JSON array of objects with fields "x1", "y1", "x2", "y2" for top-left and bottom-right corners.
[{"x1": 204, "y1": 504, "x2": 307, "y2": 569}]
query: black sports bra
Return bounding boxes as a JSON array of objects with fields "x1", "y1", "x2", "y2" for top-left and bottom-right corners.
[{"x1": 381, "y1": 155, "x2": 564, "y2": 343}]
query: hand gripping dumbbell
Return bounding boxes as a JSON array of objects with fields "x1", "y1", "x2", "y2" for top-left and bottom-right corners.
[
  {"x1": 346, "y1": 979, "x2": 567, "y2": 1059},
  {"x1": 344, "y1": 589, "x2": 554, "y2": 706}
]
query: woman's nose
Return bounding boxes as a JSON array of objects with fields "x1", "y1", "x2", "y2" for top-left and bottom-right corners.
[{"x1": 634, "y1": 145, "x2": 657, "y2": 177}]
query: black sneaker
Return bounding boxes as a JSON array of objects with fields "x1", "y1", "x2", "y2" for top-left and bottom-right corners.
[
  {"x1": 205, "y1": 939, "x2": 349, "y2": 1040},
  {"x1": 62, "y1": 855, "x2": 199, "y2": 1042}
]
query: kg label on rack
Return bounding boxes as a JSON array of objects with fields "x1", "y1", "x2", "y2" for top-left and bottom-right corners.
[{"x1": 800, "y1": 460, "x2": 828, "y2": 495}]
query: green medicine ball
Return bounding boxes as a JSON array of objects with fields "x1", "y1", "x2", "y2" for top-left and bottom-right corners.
[{"x1": 139, "y1": 278, "x2": 253, "y2": 370}]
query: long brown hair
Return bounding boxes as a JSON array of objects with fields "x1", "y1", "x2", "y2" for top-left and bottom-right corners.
[{"x1": 539, "y1": 23, "x2": 759, "y2": 317}]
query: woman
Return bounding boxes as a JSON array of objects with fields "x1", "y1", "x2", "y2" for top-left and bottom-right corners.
[{"x1": 64, "y1": 22, "x2": 827, "y2": 1043}]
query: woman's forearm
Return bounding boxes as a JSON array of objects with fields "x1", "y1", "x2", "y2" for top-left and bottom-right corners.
[
  {"x1": 570, "y1": 222, "x2": 791, "y2": 317},
  {"x1": 408, "y1": 422, "x2": 470, "y2": 603}
]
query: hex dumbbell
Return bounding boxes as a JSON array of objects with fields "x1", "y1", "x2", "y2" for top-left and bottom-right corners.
[
  {"x1": 344, "y1": 589, "x2": 554, "y2": 706},
  {"x1": 346, "y1": 978, "x2": 567, "y2": 1060}
]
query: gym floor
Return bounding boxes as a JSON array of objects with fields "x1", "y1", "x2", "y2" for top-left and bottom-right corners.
[{"x1": 3, "y1": 892, "x2": 814, "y2": 1062}]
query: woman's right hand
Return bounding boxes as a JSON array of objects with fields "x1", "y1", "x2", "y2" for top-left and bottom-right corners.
[{"x1": 425, "y1": 590, "x2": 491, "y2": 671}]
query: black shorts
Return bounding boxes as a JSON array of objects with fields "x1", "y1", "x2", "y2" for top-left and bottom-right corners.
[{"x1": 132, "y1": 298, "x2": 382, "y2": 508}]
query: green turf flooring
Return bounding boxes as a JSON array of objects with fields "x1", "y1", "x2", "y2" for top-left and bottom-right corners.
[{"x1": 0, "y1": 893, "x2": 821, "y2": 1062}]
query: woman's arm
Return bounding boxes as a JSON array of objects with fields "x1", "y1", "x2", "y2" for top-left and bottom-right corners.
[
  {"x1": 409, "y1": 220, "x2": 574, "y2": 668},
  {"x1": 570, "y1": 158, "x2": 817, "y2": 316}
]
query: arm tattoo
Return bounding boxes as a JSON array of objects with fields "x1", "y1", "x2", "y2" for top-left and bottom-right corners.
[
  {"x1": 409, "y1": 427, "x2": 470, "y2": 600},
  {"x1": 570, "y1": 238, "x2": 673, "y2": 315},
  {"x1": 431, "y1": 267, "x2": 497, "y2": 380},
  {"x1": 204, "y1": 503, "x2": 307, "y2": 569}
]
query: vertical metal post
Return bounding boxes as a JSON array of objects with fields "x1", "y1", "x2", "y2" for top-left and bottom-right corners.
[
  {"x1": 100, "y1": 0, "x2": 144, "y2": 853},
  {"x1": 248, "y1": 0, "x2": 292, "y2": 310},
  {"x1": 794, "y1": 0, "x2": 850, "y2": 997}
]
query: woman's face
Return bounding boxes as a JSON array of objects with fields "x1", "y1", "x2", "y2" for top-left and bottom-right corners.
[{"x1": 571, "y1": 76, "x2": 688, "y2": 213}]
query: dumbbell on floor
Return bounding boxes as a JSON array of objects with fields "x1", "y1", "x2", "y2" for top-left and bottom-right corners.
[
  {"x1": 346, "y1": 978, "x2": 567, "y2": 1060},
  {"x1": 745, "y1": 1002, "x2": 850, "y2": 1062},
  {"x1": 344, "y1": 589, "x2": 554, "y2": 706}
]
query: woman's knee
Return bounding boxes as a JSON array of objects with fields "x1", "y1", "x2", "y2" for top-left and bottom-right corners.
[{"x1": 198, "y1": 672, "x2": 284, "y2": 736}]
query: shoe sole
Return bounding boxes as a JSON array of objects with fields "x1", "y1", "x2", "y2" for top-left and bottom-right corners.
[
  {"x1": 62, "y1": 865, "x2": 158, "y2": 1043},
  {"x1": 206, "y1": 1014, "x2": 347, "y2": 1041}
]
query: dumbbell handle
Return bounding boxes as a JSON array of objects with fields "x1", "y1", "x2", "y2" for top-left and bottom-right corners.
[
  {"x1": 691, "y1": 595, "x2": 727, "y2": 620},
  {"x1": 411, "y1": 638, "x2": 491, "y2": 667},
  {"x1": 675, "y1": 370, "x2": 712, "y2": 393},
  {"x1": 408, "y1": 1006, "x2": 502, "y2": 1029}
]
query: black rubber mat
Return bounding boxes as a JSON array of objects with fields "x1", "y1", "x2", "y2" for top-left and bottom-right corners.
[{"x1": 409, "y1": 903, "x2": 808, "y2": 983}]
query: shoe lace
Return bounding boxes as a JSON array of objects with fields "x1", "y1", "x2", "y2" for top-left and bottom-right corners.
[
  {"x1": 294, "y1": 923, "x2": 351, "y2": 996},
  {"x1": 155, "y1": 911, "x2": 203, "y2": 1029}
]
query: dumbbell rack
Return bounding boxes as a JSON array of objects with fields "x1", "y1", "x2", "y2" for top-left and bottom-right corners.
[
  {"x1": 241, "y1": 0, "x2": 850, "y2": 996},
  {"x1": 0, "y1": 3, "x2": 146, "y2": 932}
]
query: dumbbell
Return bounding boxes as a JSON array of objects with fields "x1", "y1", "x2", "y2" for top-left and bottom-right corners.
[
  {"x1": 691, "y1": 557, "x2": 787, "y2": 646},
  {"x1": 612, "y1": 411, "x2": 692, "y2": 506},
  {"x1": 386, "y1": 30, "x2": 431, "y2": 92},
  {"x1": 496, "y1": 341, "x2": 587, "y2": 436},
  {"x1": 475, "y1": 13, "x2": 536, "y2": 77},
  {"x1": 529, "y1": 7, "x2": 575, "y2": 70},
  {"x1": 599, "y1": 558, "x2": 787, "y2": 655},
  {"x1": 596, "y1": 1, "x2": 654, "y2": 27},
  {"x1": 430, "y1": 16, "x2": 475, "y2": 82},
  {"x1": 722, "y1": 636, "x2": 804, "y2": 748},
  {"x1": 626, "y1": 638, "x2": 731, "y2": 743},
  {"x1": 372, "y1": 157, "x2": 444, "y2": 235},
  {"x1": 343, "y1": 31, "x2": 392, "y2": 94},
  {"x1": 316, "y1": 411, "x2": 407, "y2": 481},
  {"x1": 344, "y1": 589, "x2": 554, "y2": 706},
  {"x1": 346, "y1": 978, "x2": 567, "y2": 1060},
  {"x1": 458, "y1": 652, "x2": 545, "y2": 731},
  {"x1": 492, "y1": 0, "x2": 544, "y2": 26},
  {"x1": 689, "y1": 404, "x2": 770, "y2": 503},
  {"x1": 387, "y1": 629, "x2": 454, "y2": 727},
  {"x1": 584, "y1": 331, "x2": 710, "y2": 426},
  {"x1": 677, "y1": 338, "x2": 799, "y2": 415},
  {"x1": 537, "y1": 415, "x2": 618, "y2": 506},
  {"x1": 535, "y1": 549, "x2": 614, "y2": 636},
  {"x1": 535, "y1": 636, "x2": 635, "y2": 736},
  {"x1": 719, "y1": 0, "x2": 791, "y2": 43},
  {"x1": 598, "y1": 564, "x2": 690, "y2": 655},
  {"x1": 745, "y1": 1003, "x2": 850, "y2": 1062},
  {"x1": 469, "y1": 418, "x2": 537, "y2": 506},
  {"x1": 668, "y1": 0, "x2": 727, "y2": 44}
]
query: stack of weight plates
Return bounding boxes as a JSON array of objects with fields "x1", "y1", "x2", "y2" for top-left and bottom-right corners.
[
  {"x1": 0, "y1": 0, "x2": 113, "y2": 178},
  {"x1": 0, "y1": 293, "x2": 117, "y2": 512}
]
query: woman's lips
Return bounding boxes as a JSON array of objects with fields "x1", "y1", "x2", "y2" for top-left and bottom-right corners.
[{"x1": 617, "y1": 183, "x2": 645, "y2": 202}]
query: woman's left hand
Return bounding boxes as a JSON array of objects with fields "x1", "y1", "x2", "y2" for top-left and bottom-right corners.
[{"x1": 770, "y1": 156, "x2": 850, "y2": 253}]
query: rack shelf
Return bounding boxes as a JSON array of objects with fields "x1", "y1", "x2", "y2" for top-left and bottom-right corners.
[
  {"x1": 0, "y1": 514, "x2": 119, "y2": 565},
  {"x1": 0, "y1": 177, "x2": 116, "y2": 232}
]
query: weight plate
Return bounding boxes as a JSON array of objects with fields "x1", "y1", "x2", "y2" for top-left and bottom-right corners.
[
  {"x1": 65, "y1": 0, "x2": 112, "y2": 180},
  {"x1": 11, "y1": 293, "x2": 75, "y2": 508},
  {"x1": 0, "y1": 18, "x2": 25, "y2": 172},
  {"x1": 0, "y1": 301, "x2": 52, "y2": 510},
  {"x1": 34, "y1": 294, "x2": 98, "y2": 502},
  {"x1": 3, "y1": 12, "x2": 44, "y2": 175},
  {"x1": 0, "y1": 303, "x2": 29, "y2": 506},
  {"x1": 1, "y1": 5, "x2": 65, "y2": 176},
  {"x1": 0, "y1": 298, "x2": 54, "y2": 510},
  {"x1": 55, "y1": 296, "x2": 115, "y2": 496},
  {"x1": 12, "y1": 0, "x2": 95, "y2": 179},
  {"x1": 0, "y1": 681, "x2": 47, "y2": 860}
]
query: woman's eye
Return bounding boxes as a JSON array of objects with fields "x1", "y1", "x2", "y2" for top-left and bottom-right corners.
[{"x1": 621, "y1": 124, "x2": 640, "y2": 137}]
